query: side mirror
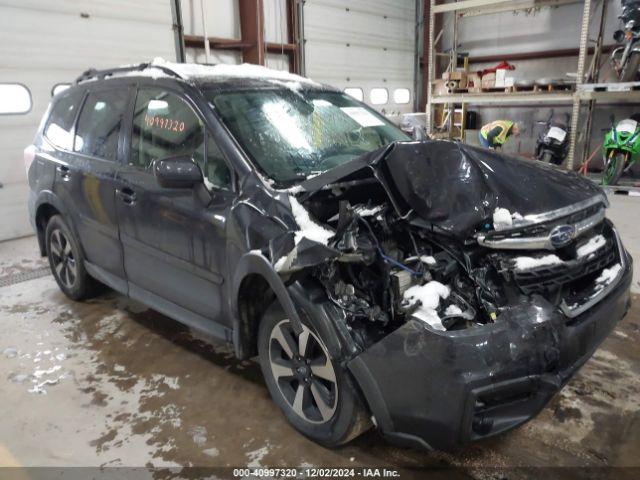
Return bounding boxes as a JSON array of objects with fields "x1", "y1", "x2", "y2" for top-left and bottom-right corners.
[{"x1": 153, "y1": 155, "x2": 203, "y2": 189}]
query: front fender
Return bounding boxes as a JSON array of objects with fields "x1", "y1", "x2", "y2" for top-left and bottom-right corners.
[{"x1": 231, "y1": 252, "x2": 305, "y2": 356}]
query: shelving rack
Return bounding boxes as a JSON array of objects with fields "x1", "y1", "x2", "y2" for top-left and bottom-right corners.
[{"x1": 425, "y1": 0, "x2": 640, "y2": 170}]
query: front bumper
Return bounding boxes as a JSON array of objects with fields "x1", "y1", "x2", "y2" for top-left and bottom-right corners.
[{"x1": 348, "y1": 249, "x2": 633, "y2": 451}]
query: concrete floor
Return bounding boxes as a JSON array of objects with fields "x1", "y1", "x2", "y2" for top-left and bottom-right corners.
[{"x1": 1, "y1": 195, "x2": 639, "y2": 475}]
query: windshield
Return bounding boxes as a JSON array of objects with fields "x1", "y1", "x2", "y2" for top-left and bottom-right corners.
[{"x1": 208, "y1": 89, "x2": 410, "y2": 186}]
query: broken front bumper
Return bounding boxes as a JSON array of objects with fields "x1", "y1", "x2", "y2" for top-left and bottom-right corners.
[{"x1": 348, "y1": 249, "x2": 633, "y2": 451}]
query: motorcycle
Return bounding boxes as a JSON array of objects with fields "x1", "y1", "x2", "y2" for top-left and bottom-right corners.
[
  {"x1": 611, "y1": 0, "x2": 640, "y2": 82},
  {"x1": 602, "y1": 114, "x2": 640, "y2": 185},
  {"x1": 535, "y1": 111, "x2": 570, "y2": 165}
]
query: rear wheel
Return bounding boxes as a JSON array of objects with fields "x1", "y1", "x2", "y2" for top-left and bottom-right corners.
[
  {"x1": 620, "y1": 52, "x2": 640, "y2": 82},
  {"x1": 602, "y1": 151, "x2": 627, "y2": 186},
  {"x1": 257, "y1": 301, "x2": 370, "y2": 446},
  {"x1": 45, "y1": 215, "x2": 99, "y2": 300}
]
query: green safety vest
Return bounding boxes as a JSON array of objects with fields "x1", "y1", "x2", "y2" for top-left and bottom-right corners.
[{"x1": 481, "y1": 120, "x2": 514, "y2": 145}]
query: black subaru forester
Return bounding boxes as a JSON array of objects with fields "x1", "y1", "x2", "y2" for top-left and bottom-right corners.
[{"x1": 27, "y1": 59, "x2": 632, "y2": 450}]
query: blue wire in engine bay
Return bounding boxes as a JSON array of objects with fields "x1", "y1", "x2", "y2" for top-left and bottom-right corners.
[{"x1": 377, "y1": 248, "x2": 423, "y2": 277}]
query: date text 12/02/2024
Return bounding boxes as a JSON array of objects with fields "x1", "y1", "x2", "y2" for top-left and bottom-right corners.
[{"x1": 232, "y1": 468, "x2": 401, "y2": 478}]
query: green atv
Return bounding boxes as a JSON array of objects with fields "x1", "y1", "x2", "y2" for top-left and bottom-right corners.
[{"x1": 602, "y1": 115, "x2": 640, "y2": 186}]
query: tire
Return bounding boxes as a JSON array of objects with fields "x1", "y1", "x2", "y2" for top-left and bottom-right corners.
[
  {"x1": 540, "y1": 150, "x2": 554, "y2": 164},
  {"x1": 620, "y1": 52, "x2": 640, "y2": 82},
  {"x1": 257, "y1": 301, "x2": 371, "y2": 447},
  {"x1": 45, "y1": 215, "x2": 99, "y2": 301},
  {"x1": 602, "y1": 151, "x2": 627, "y2": 186}
]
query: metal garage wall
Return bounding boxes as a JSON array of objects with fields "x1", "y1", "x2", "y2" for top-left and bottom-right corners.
[
  {"x1": 451, "y1": 2, "x2": 623, "y2": 59},
  {"x1": 303, "y1": 0, "x2": 416, "y2": 119},
  {"x1": 0, "y1": 0, "x2": 175, "y2": 241},
  {"x1": 181, "y1": 0, "x2": 242, "y2": 64},
  {"x1": 181, "y1": 0, "x2": 291, "y2": 68}
]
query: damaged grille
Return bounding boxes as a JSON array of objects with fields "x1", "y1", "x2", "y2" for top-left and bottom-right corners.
[
  {"x1": 487, "y1": 202, "x2": 603, "y2": 242},
  {"x1": 477, "y1": 199, "x2": 606, "y2": 251},
  {"x1": 512, "y1": 237, "x2": 617, "y2": 294}
]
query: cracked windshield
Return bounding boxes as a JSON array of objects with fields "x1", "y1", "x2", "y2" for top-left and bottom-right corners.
[{"x1": 210, "y1": 89, "x2": 409, "y2": 186}]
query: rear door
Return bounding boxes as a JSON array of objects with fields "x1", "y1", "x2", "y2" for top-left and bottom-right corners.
[
  {"x1": 116, "y1": 86, "x2": 235, "y2": 325},
  {"x1": 67, "y1": 86, "x2": 132, "y2": 289}
]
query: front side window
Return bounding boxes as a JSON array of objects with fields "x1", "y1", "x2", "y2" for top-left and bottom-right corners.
[
  {"x1": 209, "y1": 89, "x2": 409, "y2": 186},
  {"x1": 132, "y1": 88, "x2": 231, "y2": 189},
  {"x1": 44, "y1": 90, "x2": 84, "y2": 150},
  {"x1": 203, "y1": 136, "x2": 232, "y2": 189},
  {"x1": 74, "y1": 89, "x2": 129, "y2": 161}
]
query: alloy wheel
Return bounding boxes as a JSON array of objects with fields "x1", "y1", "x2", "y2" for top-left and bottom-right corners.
[
  {"x1": 268, "y1": 320, "x2": 338, "y2": 424},
  {"x1": 49, "y1": 229, "x2": 77, "y2": 290}
]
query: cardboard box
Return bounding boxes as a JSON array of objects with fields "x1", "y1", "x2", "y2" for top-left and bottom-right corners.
[
  {"x1": 481, "y1": 72, "x2": 496, "y2": 90},
  {"x1": 432, "y1": 79, "x2": 449, "y2": 96},
  {"x1": 442, "y1": 70, "x2": 468, "y2": 89},
  {"x1": 467, "y1": 73, "x2": 482, "y2": 91}
]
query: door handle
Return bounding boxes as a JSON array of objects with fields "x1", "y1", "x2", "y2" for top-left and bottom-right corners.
[
  {"x1": 116, "y1": 187, "x2": 137, "y2": 205},
  {"x1": 56, "y1": 165, "x2": 70, "y2": 178}
]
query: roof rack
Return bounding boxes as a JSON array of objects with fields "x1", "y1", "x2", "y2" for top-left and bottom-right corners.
[{"x1": 74, "y1": 62, "x2": 184, "y2": 84}]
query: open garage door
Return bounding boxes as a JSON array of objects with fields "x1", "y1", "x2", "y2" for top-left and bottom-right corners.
[
  {"x1": 0, "y1": 0, "x2": 176, "y2": 241},
  {"x1": 303, "y1": 0, "x2": 416, "y2": 122}
]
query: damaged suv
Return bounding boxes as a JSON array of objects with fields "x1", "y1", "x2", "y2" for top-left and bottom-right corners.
[{"x1": 27, "y1": 60, "x2": 632, "y2": 450}]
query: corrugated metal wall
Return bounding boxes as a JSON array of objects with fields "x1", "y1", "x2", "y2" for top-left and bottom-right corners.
[
  {"x1": 182, "y1": 0, "x2": 418, "y2": 118},
  {"x1": 181, "y1": 0, "x2": 291, "y2": 69},
  {"x1": 452, "y1": 3, "x2": 621, "y2": 58},
  {"x1": 0, "y1": 0, "x2": 175, "y2": 241},
  {"x1": 303, "y1": 0, "x2": 416, "y2": 119}
]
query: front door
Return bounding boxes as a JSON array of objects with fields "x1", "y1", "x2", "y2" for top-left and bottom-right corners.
[{"x1": 116, "y1": 87, "x2": 235, "y2": 325}]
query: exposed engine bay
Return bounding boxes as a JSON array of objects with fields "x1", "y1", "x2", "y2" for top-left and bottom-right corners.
[{"x1": 270, "y1": 141, "x2": 624, "y2": 350}]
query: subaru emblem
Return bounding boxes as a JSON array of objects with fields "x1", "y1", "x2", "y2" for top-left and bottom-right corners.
[{"x1": 550, "y1": 225, "x2": 575, "y2": 248}]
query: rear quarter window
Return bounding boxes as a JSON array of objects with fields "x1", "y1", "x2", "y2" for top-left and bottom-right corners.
[{"x1": 44, "y1": 90, "x2": 85, "y2": 150}]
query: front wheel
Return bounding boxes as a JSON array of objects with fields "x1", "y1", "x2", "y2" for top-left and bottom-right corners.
[
  {"x1": 602, "y1": 151, "x2": 627, "y2": 186},
  {"x1": 257, "y1": 301, "x2": 371, "y2": 447}
]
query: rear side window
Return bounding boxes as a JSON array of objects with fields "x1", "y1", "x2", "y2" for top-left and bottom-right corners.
[
  {"x1": 74, "y1": 89, "x2": 129, "y2": 161},
  {"x1": 44, "y1": 90, "x2": 84, "y2": 150}
]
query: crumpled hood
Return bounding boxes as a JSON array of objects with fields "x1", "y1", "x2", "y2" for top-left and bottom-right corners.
[{"x1": 300, "y1": 141, "x2": 606, "y2": 238}]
